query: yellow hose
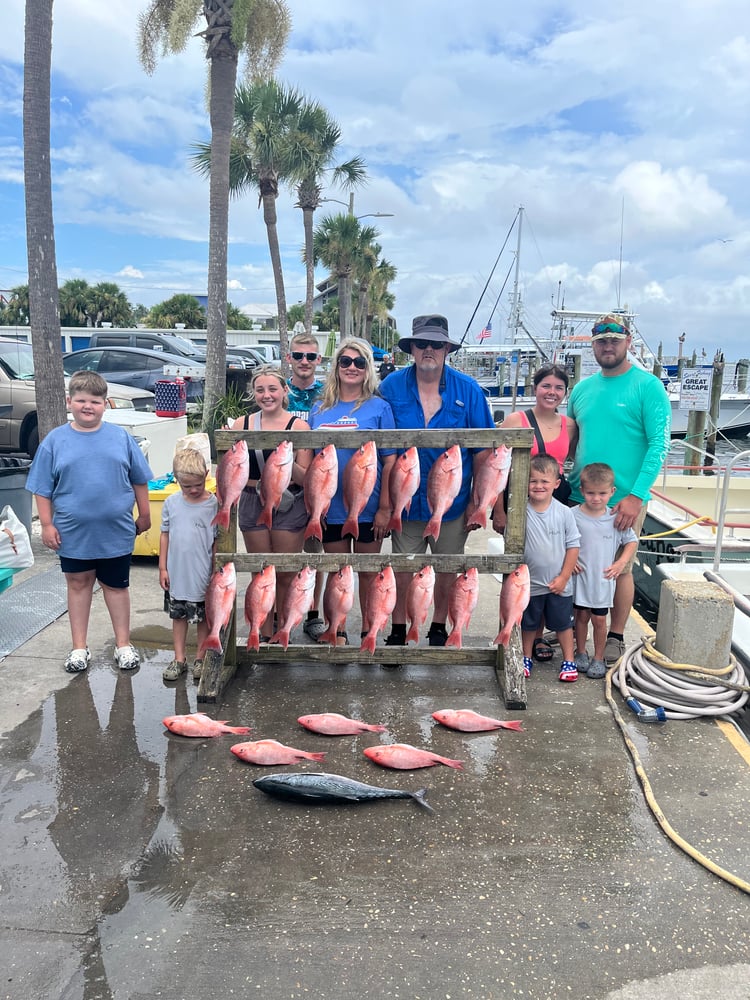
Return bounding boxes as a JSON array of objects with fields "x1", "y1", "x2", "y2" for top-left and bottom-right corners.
[
  {"x1": 640, "y1": 515, "x2": 711, "y2": 539},
  {"x1": 605, "y1": 658, "x2": 750, "y2": 895}
]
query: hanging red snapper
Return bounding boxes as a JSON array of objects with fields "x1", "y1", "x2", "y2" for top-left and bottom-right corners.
[
  {"x1": 198, "y1": 561, "x2": 236, "y2": 656},
  {"x1": 212, "y1": 440, "x2": 250, "y2": 531},
  {"x1": 360, "y1": 565, "x2": 397, "y2": 654},
  {"x1": 466, "y1": 445, "x2": 512, "y2": 530},
  {"x1": 432, "y1": 709, "x2": 524, "y2": 733},
  {"x1": 424, "y1": 444, "x2": 463, "y2": 540},
  {"x1": 258, "y1": 439, "x2": 294, "y2": 529},
  {"x1": 342, "y1": 441, "x2": 378, "y2": 539},
  {"x1": 445, "y1": 567, "x2": 480, "y2": 649},
  {"x1": 405, "y1": 565, "x2": 435, "y2": 644},
  {"x1": 318, "y1": 565, "x2": 355, "y2": 645},
  {"x1": 363, "y1": 744, "x2": 464, "y2": 770},
  {"x1": 270, "y1": 565, "x2": 316, "y2": 649},
  {"x1": 244, "y1": 564, "x2": 276, "y2": 651},
  {"x1": 388, "y1": 446, "x2": 420, "y2": 533},
  {"x1": 230, "y1": 739, "x2": 326, "y2": 765},
  {"x1": 297, "y1": 713, "x2": 388, "y2": 735},
  {"x1": 494, "y1": 564, "x2": 531, "y2": 646},
  {"x1": 163, "y1": 713, "x2": 250, "y2": 738},
  {"x1": 303, "y1": 444, "x2": 338, "y2": 541}
]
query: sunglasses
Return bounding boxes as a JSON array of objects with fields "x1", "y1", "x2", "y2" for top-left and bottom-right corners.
[
  {"x1": 412, "y1": 340, "x2": 446, "y2": 351},
  {"x1": 592, "y1": 322, "x2": 628, "y2": 337},
  {"x1": 291, "y1": 351, "x2": 319, "y2": 362},
  {"x1": 337, "y1": 355, "x2": 367, "y2": 369}
]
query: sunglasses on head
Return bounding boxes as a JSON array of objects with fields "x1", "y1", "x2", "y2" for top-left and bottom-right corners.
[
  {"x1": 337, "y1": 355, "x2": 367, "y2": 369},
  {"x1": 412, "y1": 339, "x2": 446, "y2": 351},
  {"x1": 592, "y1": 321, "x2": 628, "y2": 337}
]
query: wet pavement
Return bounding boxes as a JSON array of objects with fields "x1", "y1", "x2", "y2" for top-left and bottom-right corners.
[{"x1": 1, "y1": 527, "x2": 749, "y2": 999}]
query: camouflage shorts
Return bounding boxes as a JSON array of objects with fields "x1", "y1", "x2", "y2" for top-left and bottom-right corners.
[{"x1": 163, "y1": 592, "x2": 206, "y2": 624}]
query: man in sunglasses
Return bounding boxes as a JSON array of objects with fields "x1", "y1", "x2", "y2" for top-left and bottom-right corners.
[
  {"x1": 380, "y1": 314, "x2": 494, "y2": 647},
  {"x1": 567, "y1": 313, "x2": 671, "y2": 663},
  {"x1": 286, "y1": 332, "x2": 324, "y2": 422}
]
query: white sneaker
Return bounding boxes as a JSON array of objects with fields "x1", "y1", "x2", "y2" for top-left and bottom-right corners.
[
  {"x1": 114, "y1": 644, "x2": 140, "y2": 670},
  {"x1": 64, "y1": 647, "x2": 91, "y2": 673}
]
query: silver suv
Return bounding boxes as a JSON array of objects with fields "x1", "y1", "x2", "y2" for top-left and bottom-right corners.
[{"x1": 0, "y1": 337, "x2": 154, "y2": 457}]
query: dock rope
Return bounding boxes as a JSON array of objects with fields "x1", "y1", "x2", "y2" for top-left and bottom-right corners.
[{"x1": 605, "y1": 637, "x2": 750, "y2": 895}]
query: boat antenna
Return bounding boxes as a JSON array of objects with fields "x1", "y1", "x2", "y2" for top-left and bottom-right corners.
[
  {"x1": 617, "y1": 197, "x2": 624, "y2": 308},
  {"x1": 460, "y1": 208, "x2": 520, "y2": 347},
  {"x1": 509, "y1": 205, "x2": 524, "y2": 341}
]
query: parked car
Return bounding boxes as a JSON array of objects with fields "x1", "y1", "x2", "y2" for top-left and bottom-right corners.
[
  {"x1": 0, "y1": 336, "x2": 154, "y2": 457},
  {"x1": 62, "y1": 346, "x2": 206, "y2": 409},
  {"x1": 86, "y1": 330, "x2": 254, "y2": 373},
  {"x1": 236, "y1": 343, "x2": 281, "y2": 366}
]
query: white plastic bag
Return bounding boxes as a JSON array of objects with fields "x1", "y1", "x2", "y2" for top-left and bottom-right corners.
[
  {"x1": 0, "y1": 505, "x2": 34, "y2": 570},
  {"x1": 174, "y1": 432, "x2": 211, "y2": 470}
]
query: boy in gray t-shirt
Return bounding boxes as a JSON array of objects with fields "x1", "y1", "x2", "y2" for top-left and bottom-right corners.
[
  {"x1": 521, "y1": 455, "x2": 581, "y2": 682},
  {"x1": 571, "y1": 463, "x2": 638, "y2": 679},
  {"x1": 159, "y1": 449, "x2": 218, "y2": 681}
]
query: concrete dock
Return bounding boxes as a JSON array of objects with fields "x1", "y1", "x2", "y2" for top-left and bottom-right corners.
[{"x1": 0, "y1": 524, "x2": 749, "y2": 1000}]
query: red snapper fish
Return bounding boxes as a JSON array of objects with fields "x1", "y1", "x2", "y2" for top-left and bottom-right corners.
[
  {"x1": 360, "y1": 565, "x2": 397, "y2": 654},
  {"x1": 342, "y1": 441, "x2": 378, "y2": 539},
  {"x1": 363, "y1": 744, "x2": 464, "y2": 770},
  {"x1": 258, "y1": 439, "x2": 294, "y2": 529},
  {"x1": 405, "y1": 565, "x2": 435, "y2": 644},
  {"x1": 445, "y1": 567, "x2": 480, "y2": 649},
  {"x1": 466, "y1": 445, "x2": 512, "y2": 530},
  {"x1": 271, "y1": 565, "x2": 316, "y2": 649},
  {"x1": 388, "y1": 446, "x2": 420, "y2": 533},
  {"x1": 244, "y1": 564, "x2": 276, "y2": 651},
  {"x1": 432, "y1": 709, "x2": 524, "y2": 733},
  {"x1": 494, "y1": 563, "x2": 531, "y2": 646},
  {"x1": 230, "y1": 739, "x2": 327, "y2": 765},
  {"x1": 212, "y1": 440, "x2": 250, "y2": 531},
  {"x1": 424, "y1": 444, "x2": 463, "y2": 540},
  {"x1": 297, "y1": 712, "x2": 388, "y2": 736},
  {"x1": 318, "y1": 565, "x2": 355, "y2": 645},
  {"x1": 303, "y1": 444, "x2": 339, "y2": 541},
  {"x1": 163, "y1": 713, "x2": 250, "y2": 738},
  {"x1": 198, "y1": 561, "x2": 237, "y2": 656}
]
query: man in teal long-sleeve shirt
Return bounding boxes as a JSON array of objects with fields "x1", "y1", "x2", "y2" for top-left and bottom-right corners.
[{"x1": 568, "y1": 314, "x2": 671, "y2": 663}]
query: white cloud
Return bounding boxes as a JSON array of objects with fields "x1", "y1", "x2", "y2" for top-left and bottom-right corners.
[{"x1": 117, "y1": 265, "x2": 144, "y2": 279}]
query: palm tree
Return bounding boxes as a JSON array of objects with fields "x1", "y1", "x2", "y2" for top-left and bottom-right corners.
[
  {"x1": 23, "y1": 0, "x2": 67, "y2": 439},
  {"x1": 312, "y1": 214, "x2": 379, "y2": 341},
  {"x1": 292, "y1": 101, "x2": 366, "y2": 335},
  {"x1": 138, "y1": 0, "x2": 290, "y2": 429},
  {"x1": 88, "y1": 282, "x2": 134, "y2": 327},
  {"x1": 367, "y1": 257, "x2": 398, "y2": 343},
  {"x1": 59, "y1": 278, "x2": 91, "y2": 327},
  {"x1": 0, "y1": 285, "x2": 31, "y2": 326},
  {"x1": 147, "y1": 294, "x2": 207, "y2": 330}
]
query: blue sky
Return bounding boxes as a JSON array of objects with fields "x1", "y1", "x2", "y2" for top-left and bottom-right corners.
[{"x1": 1, "y1": 0, "x2": 749, "y2": 361}]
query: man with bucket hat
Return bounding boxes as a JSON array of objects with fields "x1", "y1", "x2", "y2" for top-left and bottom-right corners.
[
  {"x1": 380, "y1": 314, "x2": 494, "y2": 647},
  {"x1": 567, "y1": 313, "x2": 671, "y2": 664}
]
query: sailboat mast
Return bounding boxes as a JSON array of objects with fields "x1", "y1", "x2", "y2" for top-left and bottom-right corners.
[{"x1": 510, "y1": 206, "x2": 523, "y2": 411}]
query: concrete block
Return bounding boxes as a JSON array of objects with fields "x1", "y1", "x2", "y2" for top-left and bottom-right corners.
[{"x1": 655, "y1": 579, "x2": 734, "y2": 668}]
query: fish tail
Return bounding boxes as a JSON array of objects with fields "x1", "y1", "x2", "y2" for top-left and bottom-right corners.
[
  {"x1": 412, "y1": 788, "x2": 435, "y2": 813},
  {"x1": 270, "y1": 629, "x2": 289, "y2": 650},
  {"x1": 305, "y1": 752, "x2": 327, "y2": 762},
  {"x1": 360, "y1": 632, "x2": 376, "y2": 654},
  {"x1": 342, "y1": 515, "x2": 359, "y2": 540},
  {"x1": 500, "y1": 721, "x2": 524, "y2": 732},
  {"x1": 197, "y1": 633, "x2": 222, "y2": 657},
  {"x1": 388, "y1": 512, "x2": 402, "y2": 533},
  {"x1": 444, "y1": 630, "x2": 462, "y2": 649},
  {"x1": 317, "y1": 628, "x2": 337, "y2": 645},
  {"x1": 227, "y1": 726, "x2": 252, "y2": 735},
  {"x1": 304, "y1": 519, "x2": 322, "y2": 541},
  {"x1": 441, "y1": 757, "x2": 464, "y2": 770},
  {"x1": 494, "y1": 624, "x2": 511, "y2": 646},
  {"x1": 211, "y1": 507, "x2": 230, "y2": 531},
  {"x1": 423, "y1": 518, "x2": 440, "y2": 540},
  {"x1": 247, "y1": 630, "x2": 260, "y2": 651},
  {"x1": 405, "y1": 623, "x2": 419, "y2": 644},
  {"x1": 257, "y1": 506, "x2": 273, "y2": 530}
]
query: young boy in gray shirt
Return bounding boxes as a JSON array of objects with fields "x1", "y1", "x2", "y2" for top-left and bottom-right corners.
[
  {"x1": 521, "y1": 455, "x2": 581, "y2": 682},
  {"x1": 159, "y1": 449, "x2": 218, "y2": 681}
]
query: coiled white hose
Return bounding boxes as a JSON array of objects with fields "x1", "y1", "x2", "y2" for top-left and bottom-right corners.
[{"x1": 611, "y1": 635, "x2": 749, "y2": 720}]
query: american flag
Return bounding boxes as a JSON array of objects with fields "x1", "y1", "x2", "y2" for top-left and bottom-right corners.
[{"x1": 477, "y1": 321, "x2": 492, "y2": 342}]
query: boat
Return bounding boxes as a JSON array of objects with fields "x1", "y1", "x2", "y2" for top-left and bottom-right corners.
[{"x1": 632, "y1": 449, "x2": 750, "y2": 673}]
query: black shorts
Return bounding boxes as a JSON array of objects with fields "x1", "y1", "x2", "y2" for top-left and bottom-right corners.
[
  {"x1": 59, "y1": 554, "x2": 131, "y2": 589},
  {"x1": 573, "y1": 604, "x2": 609, "y2": 617},
  {"x1": 322, "y1": 522, "x2": 376, "y2": 544},
  {"x1": 521, "y1": 593, "x2": 574, "y2": 633}
]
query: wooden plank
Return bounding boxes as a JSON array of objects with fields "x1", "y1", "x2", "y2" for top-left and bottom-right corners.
[
  {"x1": 196, "y1": 612, "x2": 237, "y2": 704},
  {"x1": 215, "y1": 427, "x2": 534, "y2": 451},
  {"x1": 233, "y1": 642, "x2": 500, "y2": 667},
  {"x1": 494, "y1": 627, "x2": 527, "y2": 710},
  {"x1": 216, "y1": 552, "x2": 524, "y2": 574}
]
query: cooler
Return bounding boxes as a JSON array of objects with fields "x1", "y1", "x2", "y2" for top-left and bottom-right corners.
[
  {"x1": 154, "y1": 379, "x2": 187, "y2": 417},
  {"x1": 133, "y1": 475, "x2": 216, "y2": 557}
]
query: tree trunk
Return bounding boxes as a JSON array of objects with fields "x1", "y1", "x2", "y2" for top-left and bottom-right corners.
[
  {"x1": 262, "y1": 190, "x2": 290, "y2": 368},
  {"x1": 202, "y1": 43, "x2": 237, "y2": 430},
  {"x1": 23, "y1": 0, "x2": 67, "y2": 441},
  {"x1": 302, "y1": 205, "x2": 315, "y2": 335},
  {"x1": 338, "y1": 271, "x2": 352, "y2": 342}
]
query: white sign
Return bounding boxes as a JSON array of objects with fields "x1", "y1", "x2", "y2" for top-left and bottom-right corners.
[{"x1": 679, "y1": 367, "x2": 712, "y2": 411}]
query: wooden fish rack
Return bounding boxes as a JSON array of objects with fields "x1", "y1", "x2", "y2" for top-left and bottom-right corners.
[{"x1": 197, "y1": 426, "x2": 533, "y2": 710}]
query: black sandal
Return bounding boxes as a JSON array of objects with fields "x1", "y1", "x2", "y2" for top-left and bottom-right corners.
[
  {"x1": 532, "y1": 638, "x2": 554, "y2": 661},
  {"x1": 336, "y1": 630, "x2": 349, "y2": 646}
]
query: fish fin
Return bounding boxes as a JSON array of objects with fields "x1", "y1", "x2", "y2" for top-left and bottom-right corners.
[
  {"x1": 412, "y1": 788, "x2": 435, "y2": 813},
  {"x1": 444, "y1": 630, "x2": 462, "y2": 649},
  {"x1": 227, "y1": 726, "x2": 252, "y2": 735},
  {"x1": 341, "y1": 515, "x2": 359, "y2": 540},
  {"x1": 257, "y1": 506, "x2": 273, "y2": 530},
  {"x1": 405, "y1": 624, "x2": 419, "y2": 644},
  {"x1": 500, "y1": 720, "x2": 524, "y2": 732},
  {"x1": 441, "y1": 757, "x2": 464, "y2": 770},
  {"x1": 360, "y1": 633, "x2": 376, "y2": 654},
  {"x1": 197, "y1": 635, "x2": 222, "y2": 657},
  {"x1": 387, "y1": 512, "x2": 402, "y2": 533},
  {"x1": 494, "y1": 623, "x2": 512, "y2": 646},
  {"x1": 317, "y1": 628, "x2": 337, "y2": 645},
  {"x1": 423, "y1": 518, "x2": 440, "y2": 540},
  {"x1": 304, "y1": 520, "x2": 322, "y2": 541},
  {"x1": 211, "y1": 508, "x2": 230, "y2": 530},
  {"x1": 306, "y1": 752, "x2": 327, "y2": 762},
  {"x1": 270, "y1": 629, "x2": 289, "y2": 650},
  {"x1": 247, "y1": 631, "x2": 260, "y2": 651}
]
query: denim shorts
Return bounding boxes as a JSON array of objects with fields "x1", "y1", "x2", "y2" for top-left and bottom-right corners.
[{"x1": 59, "y1": 554, "x2": 131, "y2": 589}]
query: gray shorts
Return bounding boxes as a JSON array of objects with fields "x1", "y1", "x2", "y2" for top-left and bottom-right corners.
[
  {"x1": 391, "y1": 515, "x2": 469, "y2": 556},
  {"x1": 238, "y1": 486, "x2": 308, "y2": 533},
  {"x1": 163, "y1": 592, "x2": 206, "y2": 624}
]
